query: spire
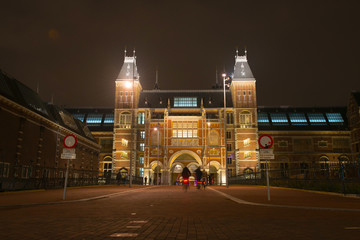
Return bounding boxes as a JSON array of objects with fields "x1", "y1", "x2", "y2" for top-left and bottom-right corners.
[
  {"x1": 232, "y1": 48, "x2": 254, "y2": 80},
  {"x1": 117, "y1": 47, "x2": 139, "y2": 80},
  {"x1": 154, "y1": 68, "x2": 160, "y2": 89}
]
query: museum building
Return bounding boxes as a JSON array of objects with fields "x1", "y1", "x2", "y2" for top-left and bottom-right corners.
[
  {"x1": 0, "y1": 70, "x2": 100, "y2": 190},
  {"x1": 66, "y1": 51, "x2": 360, "y2": 185}
]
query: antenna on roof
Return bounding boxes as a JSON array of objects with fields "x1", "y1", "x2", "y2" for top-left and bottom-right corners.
[
  {"x1": 215, "y1": 67, "x2": 219, "y2": 87},
  {"x1": 124, "y1": 47, "x2": 127, "y2": 58},
  {"x1": 244, "y1": 46, "x2": 247, "y2": 58},
  {"x1": 154, "y1": 67, "x2": 159, "y2": 89},
  {"x1": 236, "y1": 46, "x2": 239, "y2": 57},
  {"x1": 133, "y1": 48, "x2": 136, "y2": 58}
]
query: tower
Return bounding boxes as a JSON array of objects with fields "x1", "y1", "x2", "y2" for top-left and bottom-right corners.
[
  {"x1": 113, "y1": 49, "x2": 142, "y2": 177},
  {"x1": 230, "y1": 50, "x2": 258, "y2": 175}
]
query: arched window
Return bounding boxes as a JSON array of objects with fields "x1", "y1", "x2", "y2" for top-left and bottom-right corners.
[
  {"x1": 119, "y1": 112, "x2": 131, "y2": 128},
  {"x1": 239, "y1": 111, "x2": 252, "y2": 128}
]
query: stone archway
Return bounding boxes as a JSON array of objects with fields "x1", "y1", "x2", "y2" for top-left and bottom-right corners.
[{"x1": 168, "y1": 150, "x2": 202, "y2": 185}]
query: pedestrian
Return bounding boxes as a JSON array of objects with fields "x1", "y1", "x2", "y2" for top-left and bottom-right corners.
[
  {"x1": 149, "y1": 177, "x2": 152, "y2": 185},
  {"x1": 116, "y1": 171, "x2": 121, "y2": 185},
  {"x1": 144, "y1": 176, "x2": 147, "y2": 185},
  {"x1": 195, "y1": 167, "x2": 203, "y2": 189}
]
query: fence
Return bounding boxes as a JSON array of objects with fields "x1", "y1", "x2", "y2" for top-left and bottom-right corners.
[
  {"x1": 0, "y1": 165, "x2": 144, "y2": 191},
  {"x1": 229, "y1": 166, "x2": 360, "y2": 195}
]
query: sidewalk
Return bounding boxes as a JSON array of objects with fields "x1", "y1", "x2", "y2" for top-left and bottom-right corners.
[{"x1": 0, "y1": 185, "x2": 148, "y2": 206}]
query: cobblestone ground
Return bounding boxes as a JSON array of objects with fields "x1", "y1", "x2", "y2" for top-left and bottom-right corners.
[{"x1": 1, "y1": 185, "x2": 360, "y2": 239}]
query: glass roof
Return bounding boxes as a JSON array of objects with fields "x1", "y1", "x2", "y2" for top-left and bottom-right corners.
[
  {"x1": 289, "y1": 113, "x2": 308, "y2": 126},
  {"x1": 270, "y1": 113, "x2": 289, "y2": 125},
  {"x1": 307, "y1": 113, "x2": 327, "y2": 125},
  {"x1": 326, "y1": 113, "x2": 344, "y2": 125},
  {"x1": 104, "y1": 114, "x2": 114, "y2": 123}
]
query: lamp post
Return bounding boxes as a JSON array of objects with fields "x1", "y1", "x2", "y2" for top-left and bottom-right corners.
[
  {"x1": 155, "y1": 126, "x2": 160, "y2": 185},
  {"x1": 208, "y1": 122, "x2": 211, "y2": 185},
  {"x1": 222, "y1": 73, "x2": 229, "y2": 188}
]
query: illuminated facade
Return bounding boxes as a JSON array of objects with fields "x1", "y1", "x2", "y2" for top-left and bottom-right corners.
[{"x1": 67, "y1": 51, "x2": 358, "y2": 185}]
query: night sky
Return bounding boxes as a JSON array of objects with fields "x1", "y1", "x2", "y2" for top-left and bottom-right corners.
[{"x1": 1, "y1": 0, "x2": 359, "y2": 108}]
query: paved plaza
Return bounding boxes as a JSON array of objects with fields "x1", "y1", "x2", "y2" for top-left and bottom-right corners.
[{"x1": 1, "y1": 185, "x2": 360, "y2": 240}]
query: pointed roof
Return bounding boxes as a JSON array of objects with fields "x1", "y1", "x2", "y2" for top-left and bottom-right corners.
[
  {"x1": 232, "y1": 51, "x2": 255, "y2": 81},
  {"x1": 116, "y1": 49, "x2": 139, "y2": 80}
]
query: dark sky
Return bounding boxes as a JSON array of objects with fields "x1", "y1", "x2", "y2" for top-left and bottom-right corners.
[{"x1": 1, "y1": 0, "x2": 359, "y2": 108}]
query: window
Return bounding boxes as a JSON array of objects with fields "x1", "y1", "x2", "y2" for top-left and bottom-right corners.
[
  {"x1": 73, "y1": 114, "x2": 85, "y2": 122},
  {"x1": 248, "y1": 91, "x2": 252, "y2": 101},
  {"x1": 278, "y1": 140, "x2": 288, "y2": 147},
  {"x1": 318, "y1": 140, "x2": 328, "y2": 148},
  {"x1": 243, "y1": 138, "x2": 250, "y2": 147},
  {"x1": 227, "y1": 113, "x2": 233, "y2": 124},
  {"x1": 227, "y1": 144, "x2": 232, "y2": 151},
  {"x1": 227, "y1": 157, "x2": 232, "y2": 164},
  {"x1": 138, "y1": 112, "x2": 145, "y2": 124},
  {"x1": 104, "y1": 114, "x2": 114, "y2": 125},
  {"x1": 174, "y1": 97, "x2": 197, "y2": 107},
  {"x1": 86, "y1": 114, "x2": 103, "y2": 126},
  {"x1": 140, "y1": 143, "x2": 145, "y2": 151},
  {"x1": 326, "y1": 113, "x2": 344, "y2": 125},
  {"x1": 139, "y1": 168, "x2": 144, "y2": 177},
  {"x1": 244, "y1": 151, "x2": 251, "y2": 158},
  {"x1": 289, "y1": 113, "x2": 308, "y2": 126},
  {"x1": 307, "y1": 113, "x2": 327, "y2": 126},
  {"x1": 239, "y1": 112, "x2": 252, "y2": 128},
  {"x1": 172, "y1": 121, "x2": 198, "y2": 138},
  {"x1": 121, "y1": 139, "x2": 128, "y2": 147},
  {"x1": 0, "y1": 162, "x2": 9, "y2": 177},
  {"x1": 120, "y1": 112, "x2": 131, "y2": 128},
  {"x1": 258, "y1": 113, "x2": 270, "y2": 126},
  {"x1": 21, "y1": 166, "x2": 31, "y2": 179},
  {"x1": 270, "y1": 113, "x2": 288, "y2": 126},
  {"x1": 140, "y1": 157, "x2": 144, "y2": 164},
  {"x1": 226, "y1": 131, "x2": 231, "y2": 139},
  {"x1": 237, "y1": 91, "x2": 241, "y2": 101},
  {"x1": 140, "y1": 131, "x2": 145, "y2": 139}
]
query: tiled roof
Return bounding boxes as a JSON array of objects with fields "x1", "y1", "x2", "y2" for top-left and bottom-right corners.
[
  {"x1": 232, "y1": 55, "x2": 255, "y2": 80},
  {"x1": 0, "y1": 69, "x2": 95, "y2": 141}
]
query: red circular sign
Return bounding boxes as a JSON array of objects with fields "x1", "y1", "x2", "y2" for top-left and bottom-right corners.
[
  {"x1": 258, "y1": 134, "x2": 273, "y2": 149},
  {"x1": 63, "y1": 134, "x2": 77, "y2": 148}
]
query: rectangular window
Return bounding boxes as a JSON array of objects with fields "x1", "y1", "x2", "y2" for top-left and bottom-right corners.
[
  {"x1": 0, "y1": 162, "x2": 10, "y2": 177},
  {"x1": 239, "y1": 113, "x2": 252, "y2": 128},
  {"x1": 174, "y1": 97, "x2": 197, "y2": 107},
  {"x1": 227, "y1": 157, "x2": 232, "y2": 165},
  {"x1": 139, "y1": 168, "x2": 144, "y2": 177},
  {"x1": 22, "y1": 166, "x2": 31, "y2": 179},
  {"x1": 140, "y1": 131, "x2": 145, "y2": 139},
  {"x1": 140, "y1": 157, "x2": 144, "y2": 164},
  {"x1": 243, "y1": 138, "x2": 251, "y2": 147},
  {"x1": 258, "y1": 113, "x2": 270, "y2": 126},
  {"x1": 318, "y1": 140, "x2": 328, "y2": 147},
  {"x1": 289, "y1": 113, "x2": 308, "y2": 126},
  {"x1": 140, "y1": 143, "x2": 145, "y2": 151},
  {"x1": 86, "y1": 114, "x2": 103, "y2": 126},
  {"x1": 172, "y1": 121, "x2": 198, "y2": 138},
  {"x1": 138, "y1": 112, "x2": 145, "y2": 124},
  {"x1": 121, "y1": 139, "x2": 128, "y2": 147},
  {"x1": 227, "y1": 113, "x2": 233, "y2": 124},
  {"x1": 270, "y1": 113, "x2": 288, "y2": 126},
  {"x1": 227, "y1": 144, "x2": 232, "y2": 151},
  {"x1": 307, "y1": 113, "x2": 327, "y2": 126},
  {"x1": 226, "y1": 131, "x2": 231, "y2": 139},
  {"x1": 244, "y1": 151, "x2": 251, "y2": 158},
  {"x1": 120, "y1": 113, "x2": 131, "y2": 128}
]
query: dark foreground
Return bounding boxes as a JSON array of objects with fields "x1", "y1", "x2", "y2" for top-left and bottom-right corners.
[{"x1": 1, "y1": 185, "x2": 360, "y2": 240}]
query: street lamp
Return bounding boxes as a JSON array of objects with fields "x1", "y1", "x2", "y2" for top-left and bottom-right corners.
[
  {"x1": 208, "y1": 122, "x2": 211, "y2": 185},
  {"x1": 222, "y1": 73, "x2": 229, "y2": 188},
  {"x1": 155, "y1": 127, "x2": 160, "y2": 185}
]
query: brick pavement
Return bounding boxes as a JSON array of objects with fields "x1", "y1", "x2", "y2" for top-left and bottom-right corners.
[{"x1": 1, "y1": 185, "x2": 360, "y2": 239}]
